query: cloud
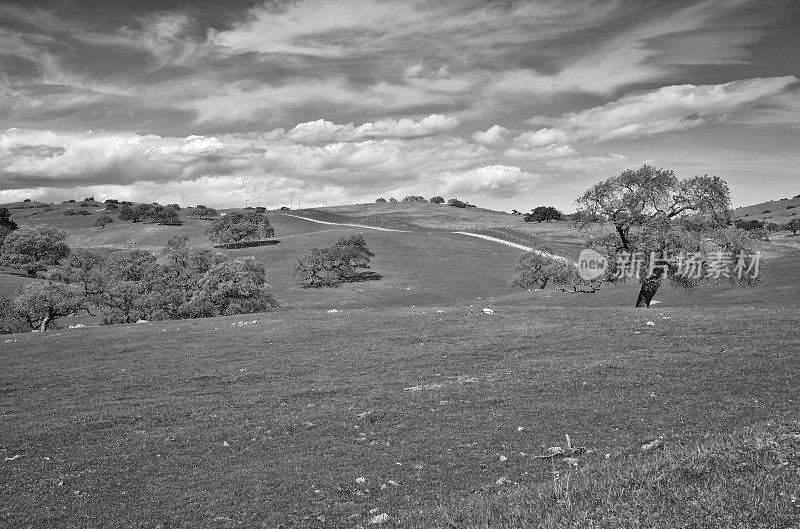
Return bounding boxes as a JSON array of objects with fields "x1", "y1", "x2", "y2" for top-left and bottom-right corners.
[
  {"x1": 436, "y1": 165, "x2": 535, "y2": 198},
  {"x1": 472, "y1": 125, "x2": 510, "y2": 146},
  {"x1": 0, "y1": 127, "x2": 489, "y2": 206},
  {"x1": 524, "y1": 76, "x2": 799, "y2": 142},
  {"x1": 284, "y1": 115, "x2": 459, "y2": 143}
]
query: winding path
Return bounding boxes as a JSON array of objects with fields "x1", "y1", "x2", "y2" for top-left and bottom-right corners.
[{"x1": 284, "y1": 213, "x2": 576, "y2": 264}]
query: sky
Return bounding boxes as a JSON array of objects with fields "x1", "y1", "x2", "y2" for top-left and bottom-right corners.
[{"x1": 0, "y1": 0, "x2": 798, "y2": 212}]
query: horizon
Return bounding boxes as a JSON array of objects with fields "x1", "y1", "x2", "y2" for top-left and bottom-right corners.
[{"x1": 1, "y1": 0, "x2": 799, "y2": 211}]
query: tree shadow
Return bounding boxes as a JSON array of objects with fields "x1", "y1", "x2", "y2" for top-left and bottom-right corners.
[
  {"x1": 214, "y1": 240, "x2": 282, "y2": 249},
  {"x1": 339, "y1": 271, "x2": 383, "y2": 284}
]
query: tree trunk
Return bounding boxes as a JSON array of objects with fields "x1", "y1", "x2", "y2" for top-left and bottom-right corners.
[
  {"x1": 38, "y1": 313, "x2": 51, "y2": 332},
  {"x1": 635, "y1": 277, "x2": 661, "y2": 307}
]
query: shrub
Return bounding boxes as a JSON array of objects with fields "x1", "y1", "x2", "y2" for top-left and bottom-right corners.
[
  {"x1": 63, "y1": 209, "x2": 77, "y2": 217},
  {"x1": 23, "y1": 199, "x2": 31, "y2": 203},
  {"x1": 402, "y1": 196, "x2": 427, "y2": 203},
  {"x1": 447, "y1": 198, "x2": 467, "y2": 208},
  {"x1": 77, "y1": 209, "x2": 92, "y2": 216},
  {"x1": 375, "y1": 198, "x2": 388, "y2": 203},
  {"x1": 430, "y1": 196, "x2": 445, "y2": 204},
  {"x1": 93, "y1": 214, "x2": 114, "y2": 228},
  {"x1": 389, "y1": 198, "x2": 397, "y2": 203}
]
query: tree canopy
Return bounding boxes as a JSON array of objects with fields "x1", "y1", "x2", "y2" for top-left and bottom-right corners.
[
  {"x1": 206, "y1": 212, "x2": 274, "y2": 244},
  {"x1": 573, "y1": 165, "x2": 756, "y2": 307},
  {"x1": 294, "y1": 235, "x2": 375, "y2": 287},
  {"x1": 0, "y1": 225, "x2": 70, "y2": 275}
]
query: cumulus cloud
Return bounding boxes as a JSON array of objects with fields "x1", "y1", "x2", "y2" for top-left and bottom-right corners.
[
  {"x1": 0, "y1": 127, "x2": 489, "y2": 206},
  {"x1": 285, "y1": 115, "x2": 459, "y2": 143},
  {"x1": 472, "y1": 125, "x2": 510, "y2": 146},
  {"x1": 436, "y1": 165, "x2": 535, "y2": 198},
  {"x1": 524, "y1": 76, "x2": 799, "y2": 142}
]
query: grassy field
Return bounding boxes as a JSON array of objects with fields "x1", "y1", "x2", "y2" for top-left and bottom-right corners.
[
  {"x1": 2, "y1": 302, "x2": 798, "y2": 527},
  {"x1": 2, "y1": 200, "x2": 799, "y2": 527}
]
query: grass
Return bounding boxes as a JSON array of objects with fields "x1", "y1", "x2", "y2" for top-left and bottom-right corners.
[
  {"x1": 2, "y1": 303, "x2": 798, "y2": 527},
  {"x1": 398, "y1": 422, "x2": 800, "y2": 528},
  {"x1": 2, "y1": 200, "x2": 799, "y2": 526}
]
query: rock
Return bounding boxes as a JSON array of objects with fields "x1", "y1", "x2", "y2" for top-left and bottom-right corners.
[
  {"x1": 641, "y1": 436, "x2": 665, "y2": 451},
  {"x1": 327, "y1": 309, "x2": 339, "y2": 313},
  {"x1": 369, "y1": 513, "x2": 390, "y2": 525},
  {"x1": 517, "y1": 426, "x2": 524, "y2": 432},
  {"x1": 498, "y1": 455, "x2": 508, "y2": 462},
  {"x1": 387, "y1": 480, "x2": 399, "y2": 487},
  {"x1": 482, "y1": 308, "x2": 495, "y2": 315},
  {"x1": 355, "y1": 477, "x2": 366, "y2": 484},
  {"x1": 135, "y1": 319, "x2": 149, "y2": 324},
  {"x1": 645, "y1": 321, "x2": 655, "y2": 326},
  {"x1": 369, "y1": 508, "x2": 379, "y2": 514},
  {"x1": 495, "y1": 476, "x2": 511, "y2": 486},
  {"x1": 222, "y1": 441, "x2": 230, "y2": 447}
]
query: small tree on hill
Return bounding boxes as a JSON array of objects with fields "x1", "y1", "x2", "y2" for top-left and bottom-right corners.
[
  {"x1": 389, "y1": 198, "x2": 397, "y2": 203},
  {"x1": 206, "y1": 212, "x2": 274, "y2": 244},
  {"x1": 430, "y1": 196, "x2": 445, "y2": 204},
  {"x1": 104, "y1": 203, "x2": 118, "y2": 211},
  {"x1": 193, "y1": 205, "x2": 219, "y2": 219},
  {"x1": 294, "y1": 235, "x2": 375, "y2": 287},
  {"x1": 447, "y1": 198, "x2": 467, "y2": 208},
  {"x1": 118, "y1": 204, "x2": 152, "y2": 223},
  {"x1": 93, "y1": 214, "x2": 114, "y2": 228},
  {"x1": 0, "y1": 225, "x2": 70, "y2": 275},
  {"x1": 403, "y1": 196, "x2": 427, "y2": 203},
  {"x1": 785, "y1": 218, "x2": 800, "y2": 235},
  {"x1": 375, "y1": 198, "x2": 388, "y2": 203},
  {"x1": 525, "y1": 206, "x2": 562, "y2": 222}
]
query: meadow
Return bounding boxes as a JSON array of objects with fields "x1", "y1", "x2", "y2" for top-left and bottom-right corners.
[{"x1": 1, "y1": 200, "x2": 799, "y2": 527}]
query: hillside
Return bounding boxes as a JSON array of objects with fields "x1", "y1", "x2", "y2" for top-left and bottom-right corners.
[
  {"x1": 732, "y1": 194, "x2": 800, "y2": 225},
  {"x1": 1, "y1": 198, "x2": 799, "y2": 527}
]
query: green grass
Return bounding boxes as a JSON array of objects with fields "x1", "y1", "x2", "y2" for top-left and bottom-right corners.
[{"x1": 2, "y1": 303, "x2": 798, "y2": 527}]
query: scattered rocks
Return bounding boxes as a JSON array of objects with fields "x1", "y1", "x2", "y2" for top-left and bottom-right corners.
[
  {"x1": 482, "y1": 308, "x2": 495, "y2": 315},
  {"x1": 326, "y1": 309, "x2": 339, "y2": 313},
  {"x1": 645, "y1": 321, "x2": 655, "y2": 326},
  {"x1": 67, "y1": 324, "x2": 86, "y2": 329}
]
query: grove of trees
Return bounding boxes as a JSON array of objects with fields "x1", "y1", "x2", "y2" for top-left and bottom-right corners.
[{"x1": 0, "y1": 225, "x2": 70, "y2": 275}]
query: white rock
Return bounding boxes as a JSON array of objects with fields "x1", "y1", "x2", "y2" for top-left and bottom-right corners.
[
  {"x1": 645, "y1": 321, "x2": 655, "y2": 326},
  {"x1": 135, "y1": 319, "x2": 149, "y2": 324},
  {"x1": 651, "y1": 300, "x2": 662, "y2": 304},
  {"x1": 355, "y1": 477, "x2": 366, "y2": 484},
  {"x1": 436, "y1": 310, "x2": 444, "y2": 314},
  {"x1": 482, "y1": 308, "x2": 495, "y2": 315},
  {"x1": 369, "y1": 513, "x2": 390, "y2": 525},
  {"x1": 369, "y1": 508, "x2": 379, "y2": 514},
  {"x1": 517, "y1": 426, "x2": 524, "y2": 432},
  {"x1": 222, "y1": 441, "x2": 230, "y2": 447},
  {"x1": 495, "y1": 476, "x2": 511, "y2": 486},
  {"x1": 327, "y1": 309, "x2": 339, "y2": 313},
  {"x1": 499, "y1": 455, "x2": 508, "y2": 462}
]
